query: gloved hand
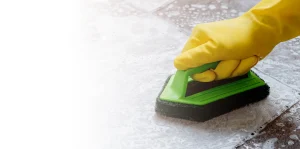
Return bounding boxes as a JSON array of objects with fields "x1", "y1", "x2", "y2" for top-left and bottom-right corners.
[{"x1": 174, "y1": 0, "x2": 300, "y2": 82}]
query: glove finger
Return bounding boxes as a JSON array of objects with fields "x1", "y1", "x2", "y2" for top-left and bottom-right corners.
[
  {"x1": 174, "y1": 41, "x2": 220, "y2": 70},
  {"x1": 192, "y1": 70, "x2": 216, "y2": 82},
  {"x1": 181, "y1": 36, "x2": 202, "y2": 53},
  {"x1": 213, "y1": 60, "x2": 240, "y2": 80},
  {"x1": 181, "y1": 27, "x2": 209, "y2": 53},
  {"x1": 231, "y1": 56, "x2": 259, "y2": 77}
]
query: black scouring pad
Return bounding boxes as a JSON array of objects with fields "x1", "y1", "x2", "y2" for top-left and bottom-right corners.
[{"x1": 155, "y1": 62, "x2": 270, "y2": 122}]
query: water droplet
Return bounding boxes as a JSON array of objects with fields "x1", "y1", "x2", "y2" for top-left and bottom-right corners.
[
  {"x1": 230, "y1": 9, "x2": 237, "y2": 13},
  {"x1": 288, "y1": 140, "x2": 294, "y2": 145},
  {"x1": 271, "y1": 92, "x2": 280, "y2": 98},
  {"x1": 262, "y1": 138, "x2": 278, "y2": 149},
  {"x1": 191, "y1": 4, "x2": 205, "y2": 9},
  {"x1": 221, "y1": 5, "x2": 228, "y2": 9},
  {"x1": 208, "y1": 5, "x2": 216, "y2": 10},
  {"x1": 290, "y1": 134, "x2": 299, "y2": 140},
  {"x1": 275, "y1": 101, "x2": 280, "y2": 104}
]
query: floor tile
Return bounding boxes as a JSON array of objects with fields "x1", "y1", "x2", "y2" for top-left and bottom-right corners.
[
  {"x1": 238, "y1": 101, "x2": 300, "y2": 149},
  {"x1": 255, "y1": 38, "x2": 300, "y2": 91}
]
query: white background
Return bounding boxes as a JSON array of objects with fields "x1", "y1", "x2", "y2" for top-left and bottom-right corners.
[{"x1": 0, "y1": 0, "x2": 81, "y2": 148}]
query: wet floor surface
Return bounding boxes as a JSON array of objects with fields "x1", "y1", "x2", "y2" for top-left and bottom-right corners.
[
  {"x1": 85, "y1": 0, "x2": 300, "y2": 148},
  {"x1": 238, "y1": 102, "x2": 300, "y2": 148}
]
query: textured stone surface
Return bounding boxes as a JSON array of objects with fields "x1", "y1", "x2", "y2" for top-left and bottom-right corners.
[{"x1": 238, "y1": 102, "x2": 300, "y2": 149}]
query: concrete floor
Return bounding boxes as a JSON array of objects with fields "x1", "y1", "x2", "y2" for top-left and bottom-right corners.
[{"x1": 85, "y1": 0, "x2": 300, "y2": 148}]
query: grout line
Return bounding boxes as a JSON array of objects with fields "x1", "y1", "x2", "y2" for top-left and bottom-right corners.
[
  {"x1": 151, "y1": 0, "x2": 176, "y2": 13},
  {"x1": 253, "y1": 68, "x2": 300, "y2": 92},
  {"x1": 236, "y1": 68, "x2": 300, "y2": 148},
  {"x1": 123, "y1": 0, "x2": 191, "y2": 36},
  {"x1": 126, "y1": 0, "x2": 175, "y2": 14},
  {"x1": 148, "y1": 0, "x2": 192, "y2": 36},
  {"x1": 236, "y1": 101, "x2": 300, "y2": 148}
]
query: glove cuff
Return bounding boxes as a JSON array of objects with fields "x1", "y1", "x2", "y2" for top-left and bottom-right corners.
[{"x1": 245, "y1": 0, "x2": 300, "y2": 42}]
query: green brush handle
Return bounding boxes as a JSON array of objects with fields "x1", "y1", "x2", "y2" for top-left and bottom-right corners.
[
  {"x1": 171, "y1": 61, "x2": 219, "y2": 99},
  {"x1": 185, "y1": 62, "x2": 219, "y2": 76}
]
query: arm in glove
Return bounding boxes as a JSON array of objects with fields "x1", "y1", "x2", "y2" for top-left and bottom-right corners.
[{"x1": 174, "y1": 0, "x2": 300, "y2": 82}]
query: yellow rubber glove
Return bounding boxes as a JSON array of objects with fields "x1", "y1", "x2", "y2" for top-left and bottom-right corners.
[{"x1": 174, "y1": 0, "x2": 300, "y2": 82}]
